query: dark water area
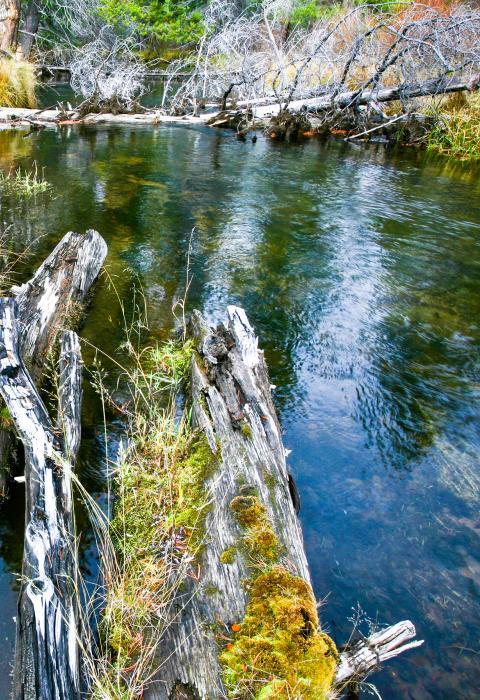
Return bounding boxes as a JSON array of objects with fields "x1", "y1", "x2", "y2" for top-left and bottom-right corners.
[
  {"x1": 0, "y1": 124, "x2": 479, "y2": 699},
  {"x1": 37, "y1": 79, "x2": 165, "y2": 110}
]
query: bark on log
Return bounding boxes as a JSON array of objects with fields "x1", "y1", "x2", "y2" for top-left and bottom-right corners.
[
  {"x1": 16, "y1": 0, "x2": 40, "y2": 60},
  {"x1": 0, "y1": 229, "x2": 107, "y2": 495},
  {"x1": 0, "y1": 299, "x2": 83, "y2": 700}
]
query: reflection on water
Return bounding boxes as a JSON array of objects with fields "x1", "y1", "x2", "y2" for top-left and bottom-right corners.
[{"x1": 0, "y1": 125, "x2": 479, "y2": 699}]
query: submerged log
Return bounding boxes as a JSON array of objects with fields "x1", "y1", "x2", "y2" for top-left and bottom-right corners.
[
  {"x1": 0, "y1": 299, "x2": 83, "y2": 700},
  {"x1": 146, "y1": 307, "x2": 422, "y2": 700},
  {"x1": 0, "y1": 229, "x2": 107, "y2": 495}
]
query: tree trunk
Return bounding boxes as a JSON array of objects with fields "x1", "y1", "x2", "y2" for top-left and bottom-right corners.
[
  {"x1": 0, "y1": 0, "x2": 20, "y2": 52},
  {"x1": 16, "y1": 0, "x2": 40, "y2": 60},
  {"x1": 0, "y1": 299, "x2": 83, "y2": 700},
  {"x1": 0, "y1": 229, "x2": 107, "y2": 496}
]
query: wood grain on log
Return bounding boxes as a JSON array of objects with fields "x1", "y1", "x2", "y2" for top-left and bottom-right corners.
[
  {"x1": 0, "y1": 299, "x2": 83, "y2": 700},
  {"x1": 0, "y1": 229, "x2": 107, "y2": 495}
]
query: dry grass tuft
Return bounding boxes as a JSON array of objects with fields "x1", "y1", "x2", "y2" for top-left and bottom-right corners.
[{"x1": 0, "y1": 59, "x2": 37, "y2": 108}]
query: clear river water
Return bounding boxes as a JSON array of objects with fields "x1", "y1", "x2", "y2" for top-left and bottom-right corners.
[{"x1": 0, "y1": 124, "x2": 479, "y2": 699}]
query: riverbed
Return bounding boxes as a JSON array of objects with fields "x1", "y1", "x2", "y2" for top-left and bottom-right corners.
[{"x1": 0, "y1": 125, "x2": 479, "y2": 699}]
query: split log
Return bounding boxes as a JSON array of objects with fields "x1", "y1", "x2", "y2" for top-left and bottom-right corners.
[
  {"x1": 0, "y1": 229, "x2": 107, "y2": 495},
  {"x1": 0, "y1": 298, "x2": 83, "y2": 700},
  {"x1": 146, "y1": 306, "x2": 421, "y2": 699}
]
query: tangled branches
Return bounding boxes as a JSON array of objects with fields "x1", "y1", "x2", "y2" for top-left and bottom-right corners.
[
  {"x1": 162, "y1": 2, "x2": 480, "y2": 121},
  {"x1": 38, "y1": 0, "x2": 146, "y2": 113},
  {"x1": 69, "y1": 32, "x2": 146, "y2": 114}
]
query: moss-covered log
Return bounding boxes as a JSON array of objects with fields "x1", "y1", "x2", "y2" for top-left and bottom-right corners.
[{"x1": 145, "y1": 306, "x2": 337, "y2": 700}]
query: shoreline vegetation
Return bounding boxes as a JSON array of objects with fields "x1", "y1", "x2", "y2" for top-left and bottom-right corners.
[{"x1": 0, "y1": 2, "x2": 478, "y2": 159}]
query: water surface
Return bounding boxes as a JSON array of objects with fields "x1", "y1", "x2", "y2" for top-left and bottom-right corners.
[{"x1": 0, "y1": 125, "x2": 479, "y2": 699}]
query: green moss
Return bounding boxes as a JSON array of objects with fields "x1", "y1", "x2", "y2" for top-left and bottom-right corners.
[
  {"x1": 263, "y1": 470, "x2": 279, "y2": 491},
  {"x1": 223, "y1": 488, "x2": 337, "y2": 698},
  {"x1": 204, "y1": 584, "x2": 220, "y2": 596},
  {"x1": 0, "y1": 403, "x2": 13, "y2": 430},
  {"x1": 168, "y1": 433, "x2": 218, "y2": 553},
  {"x1": 220, "y1": 546, "x2": 237, "y2": 565},
  {"x1": 240, "y1": 420, "x2": 252, "y2": 439},
  {"x1": 230, "y1": 494, "x2": 280, "y2": 562},
  {"x1": 220, "y1": 566, "x2": 338, "y2": 699}
]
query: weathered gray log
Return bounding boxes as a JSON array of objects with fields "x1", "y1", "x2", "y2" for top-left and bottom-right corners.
[
  {"x1": 0, "y1": 299, "x2": 83, "y2": 700},
  {"x1": 146, "y1": 306, "x2": 423, "y2": 699},
  {"x1": 0, "y1": 74, "x2": 477, "y2": 131},
  {"x1": 0, "y1": 229, "x2": 107, "y2": 495},
  {"x1": 13, "y1": 229, "x2": 107, "y2": 378},
  {"x1": 335, "y1": 620, "x2": 424, "y2": 687},
  {"x1": 146, "y1": 306, "x2": 324, "y2": 699},
  {"x1": 245, "y1": 76, "x2": 480, "y2": 118}
]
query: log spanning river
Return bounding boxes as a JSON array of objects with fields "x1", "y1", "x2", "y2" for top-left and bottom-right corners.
[{"x1": 0, "y1": 125, "x2": 479, "y2": 699}]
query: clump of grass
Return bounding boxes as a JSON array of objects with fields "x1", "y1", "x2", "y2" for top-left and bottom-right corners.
[
  {"x1": 81, "y1": 337, "x2": 218, "y2": 698},
  {"x1": 0, "y1": 58, "x2": 36, "y2": 108},
  {"x1": 427, "y1": 93, "x2": 480, "y2": 161},
  {"x1": 0, "y1": 163, "x2": 52, "y2": 196}
]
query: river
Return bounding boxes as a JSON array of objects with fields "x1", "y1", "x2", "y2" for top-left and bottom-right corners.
[{"x1": 0, "y1": 124, "x2": 479, "y2": 699}]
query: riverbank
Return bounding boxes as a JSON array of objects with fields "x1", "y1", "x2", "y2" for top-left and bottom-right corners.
[{"x1": 1, "y1": 81, "x2": 479, "y2": 161}]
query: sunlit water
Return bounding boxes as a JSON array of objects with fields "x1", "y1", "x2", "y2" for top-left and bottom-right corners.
[{"x1": 0, "y1": 124, "x2": 479, "y2": 699}]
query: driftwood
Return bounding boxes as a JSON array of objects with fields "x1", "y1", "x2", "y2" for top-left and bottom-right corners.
[
  {"x1": 0, "y1": 229, "x2": 107, "y2": 495},
  {"x1": 0, "y1": 298, "x2": 83, "y2": 699},
  {"x1": 146, "y1": 305, "x2": 311, "y2": 699},
  {"x1": 146, "y1": 307, "x2": 422, "y2": 699}
]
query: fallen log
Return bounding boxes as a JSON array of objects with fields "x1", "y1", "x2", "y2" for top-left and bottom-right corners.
[
  {"x1": 145, "y1": 306, "x2": 422, "y2": 700},
  {"x1": 0, "y1": 74, "x2": 476, "y2": 133},
  {"x1": 245, "y1": 76, "x2": 480, "y2": 119},
  {"x1": 0, "y1": 229, "x2": 107, "y2": 495},
  {"x1": 0, "y1": 299, "x2": 83, "y2": 700}
]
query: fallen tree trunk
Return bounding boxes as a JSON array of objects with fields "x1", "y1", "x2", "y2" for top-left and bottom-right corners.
[
  {"x1": 0, "y1": 299, "x2": 83, "y2": 700},
  {"x1": 0, "y1": 229, "x2": 107, "y2": 495},
  {"x1": 254, "y1": 76, "x2": 479, "y2": 119},
  {"x1": 146, "y1": 306, "x2": 422, "y2": 700}
]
